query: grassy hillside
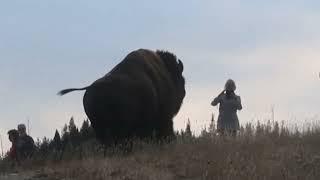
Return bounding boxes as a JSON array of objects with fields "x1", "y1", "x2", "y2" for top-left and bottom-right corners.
[{"x1": 1, "y1": 122, "x2": 320, "y2": 180}]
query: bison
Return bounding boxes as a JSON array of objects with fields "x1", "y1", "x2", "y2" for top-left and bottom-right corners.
[{"x1": 58, "y1": 49, "x2": 186, "y2": 146}]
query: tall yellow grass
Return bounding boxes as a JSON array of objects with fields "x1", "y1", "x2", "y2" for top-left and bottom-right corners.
[{"x1": 1, "y1": 121, "x2": 320, "y2": 180}]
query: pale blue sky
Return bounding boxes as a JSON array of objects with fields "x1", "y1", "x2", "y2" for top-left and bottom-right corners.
[{"x1": 1, "y1": 1, "x2": 320, "y2": 152}]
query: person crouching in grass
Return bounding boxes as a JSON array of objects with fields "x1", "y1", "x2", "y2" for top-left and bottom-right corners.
[{"x1": 7, "y1": 129, "x2": 20, "y2": 165}]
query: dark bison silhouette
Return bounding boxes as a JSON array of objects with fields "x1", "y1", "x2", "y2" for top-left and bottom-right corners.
[{"x1": 58, "y1": 49, "x2": 186, "y2": 145}]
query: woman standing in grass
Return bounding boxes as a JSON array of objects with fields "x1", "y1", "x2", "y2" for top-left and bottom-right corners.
[{"x1": 211, "y1": 79, "x2": 242, "y2": 136}]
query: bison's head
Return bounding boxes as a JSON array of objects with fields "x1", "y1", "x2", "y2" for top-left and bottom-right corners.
[{"x1": 156, "y1": 50, "x2": 186, "y2": 112}]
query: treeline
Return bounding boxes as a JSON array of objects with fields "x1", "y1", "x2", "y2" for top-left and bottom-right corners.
[
  {"x1": 179, "y1": 114, "x2": 300, "y2": 140},
  {"x1": 37, "y1": 117, "x2": 93, "y2": 151},
  {"x1": 31, "y1": 117, "x2": 98, "y2": 160},
  {"x1": 32, "y1": 116, "x2": 197, "y2": 160},
  {"x1": 2, "y1": 113, "x2": 299, "y2": 161}
]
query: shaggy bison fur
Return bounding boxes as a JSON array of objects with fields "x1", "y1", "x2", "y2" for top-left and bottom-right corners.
[{"x1": 58, "y1": 49, "x2": 186, "y2": 145}]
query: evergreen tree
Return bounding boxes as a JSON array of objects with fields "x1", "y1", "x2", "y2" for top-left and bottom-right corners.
[
  {"x1": 80, "y1": 119, "x2": 94, "y2": 141},
  {"x1": 272, "y1": 121, "x2": 280, "y2": 138},
  {"x1": 280, "y1": 121, "x2": 290, "y2": 137},
  {"x1": 61, "y1": 123, "x2": 69, "y2": 146},
  {"x1": 185, "y1": 119, "x2": 192, "y2": 137},
  {"x1": 52, "y1": 129, "x2": 62, "y2": 150},
  {"x1": 255, "y1": 121, "x2": 263, "y2": 137},
  {"x1": 208, "y1": 113, "x2": 216, "y2": 134},
  {"x1": 68, "y1": 117, "x2": 78, "y2": 134},
  {"x1": 68, "y1": 117, "x2": 80, "y2": 147},
  {"x1": 39, "y1": 137, "x2": 50, "y2": 155}
]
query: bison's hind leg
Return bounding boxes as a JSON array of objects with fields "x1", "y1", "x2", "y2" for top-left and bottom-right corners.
[{"x1": 154, "y1": 113, "x2": 175, "y2": 141}]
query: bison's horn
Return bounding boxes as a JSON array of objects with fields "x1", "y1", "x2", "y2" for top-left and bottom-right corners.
[{"x1": 178, "y1": 60, "x2": 184, "y2": 73}]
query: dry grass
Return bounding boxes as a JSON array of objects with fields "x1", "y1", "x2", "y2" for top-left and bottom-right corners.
[{"x1": 1, "y1": 123, "x2": 320, "y2": 180}]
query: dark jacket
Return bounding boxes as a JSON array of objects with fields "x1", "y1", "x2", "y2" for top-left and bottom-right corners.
[{"x1": 16, "y1": 135, "x2": 35, "y2": 159}]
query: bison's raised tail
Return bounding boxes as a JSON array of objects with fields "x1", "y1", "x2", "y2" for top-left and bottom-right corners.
[{"x1": 57, "y1": 87, "x2": 89, "y2": 96}]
